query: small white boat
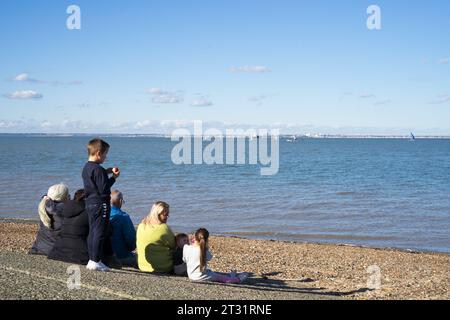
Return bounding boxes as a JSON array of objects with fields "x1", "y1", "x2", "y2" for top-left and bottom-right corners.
[{"x1": 287, "y1": 135, "x2": 297, "y2": 142}]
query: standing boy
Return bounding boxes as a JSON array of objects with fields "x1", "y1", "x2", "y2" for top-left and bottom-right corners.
[{"x1": 82, "y1": 138, "x2": 120, "y2": 271}]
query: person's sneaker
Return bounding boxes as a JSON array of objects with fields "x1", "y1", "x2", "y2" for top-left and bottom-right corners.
[
  {"x1": 86, "y1": 260, "x2": 96, "y2": 270},
  {"x1": 86, "y1": 260, "x2": 110, "y2": 272},
  {"x1": 237, "y1": 272, "x2": 250, "y2": 283},
  {"x1": 97, "y1": 261, "x2": 110, "y2": 272}
]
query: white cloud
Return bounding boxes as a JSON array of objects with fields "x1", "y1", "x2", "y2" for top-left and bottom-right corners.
[
  {"x1": 190, "y1": 96, "x2": 213, "y2": 107},
  {"x1": 134, "y1": 120, "x2": 158, "y2": 129},
  {"x1": 160, "y1": 120, "x2": 193, "y2": 128},
  {"x1": 373, "y1": 99, "x2": 391, "y2": 106},
  {"x1": 147, "y1": 88, "x2": 168, "y2": 95},
  {"x1": 152, "y1": 94, "x2": 182, "y2": 104},
  {"x1": 0, "y1": 120, "x2": 19, "y2": 129},
  {"x1": 438, "y1": 58, "x2": 449, "y2": 65},
  {"x1": 4, "y1": 90, "x2": 43, "y2": 100},
  {"x1": 40, "y1": 121, "x2": 52, "y2": 128},
  {"x1": 429, "y1": 94, "x2": 450, "y2": 105},
  {"x1": 249, "y1": 95, "x2": 267, "y2": 104},
  {"x1": 13, "y1": 73, "x2": 30, "y2": 81},
  {"x1": 147, "y1": 88, "x2": 183, "y2": 104},
  {"x1": 359, "y1": 93, "x2": 376, "y2": 99},
  {"x1": 230, "y1": 65, "x2": 271, "y2": 73},
  {"x1": 10, "y1": 73, "x2": 81, "y2": 85},
  {"x1": 338, "y1": 92, "x2": 353, "y2": 102},
  {"x1": 347, "y1": 92, "x2": 390, "y2": 105},
  {"x1": 77, "y1": 103, "x2": 90, "y2": 109},
  {"x1": 249, "y1": 94, "x2": 277, "y2": 106},
  {"x1": 191, "y1": 99, "x2": 213, "y2": 107}
]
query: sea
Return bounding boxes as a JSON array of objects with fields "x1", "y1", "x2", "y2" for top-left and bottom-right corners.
[{"x1": 0, "y1": 134, "x2": 449, "y2": 253}]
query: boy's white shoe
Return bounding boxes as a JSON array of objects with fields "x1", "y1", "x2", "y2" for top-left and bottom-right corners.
[
  {"x1": 86, "y1": 260, "x2": 110, "y2": 272},
  {"x1": 86, "y1": 260, "x2": 96, "y2": 270}
]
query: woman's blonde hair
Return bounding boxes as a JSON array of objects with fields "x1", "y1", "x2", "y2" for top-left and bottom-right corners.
[
  {"x1": 39, "y1": 184, "x2": 69, "y2": 229},
  {"x1": 141, "y1": 201, "x2": 170, "y2": 226},
  {"x1": 47, "y1": 184, "x2": 69, "y2": 202}
]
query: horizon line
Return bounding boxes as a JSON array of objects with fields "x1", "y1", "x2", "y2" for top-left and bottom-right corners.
[{"x1": 1, "y1": 132, "x2": 450, "y2": 139}]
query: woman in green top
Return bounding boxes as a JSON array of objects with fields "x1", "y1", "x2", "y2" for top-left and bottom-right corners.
[{"x1": 136, "y1": 201, "x2": 176, "y2": 273}]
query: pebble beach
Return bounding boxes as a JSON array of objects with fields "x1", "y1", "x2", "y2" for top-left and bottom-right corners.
[{"x1": 0, "y1": 219, "x2": 448, "y2": 300}]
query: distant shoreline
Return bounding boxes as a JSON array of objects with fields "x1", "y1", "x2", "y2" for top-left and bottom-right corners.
[{"x1": 1, "y1": 133, "x2": 450, "y2": 139}]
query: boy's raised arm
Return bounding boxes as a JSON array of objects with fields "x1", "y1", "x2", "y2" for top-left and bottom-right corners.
[{"x1": 94, "y1": 167, "x2": 115, "y2": 200}]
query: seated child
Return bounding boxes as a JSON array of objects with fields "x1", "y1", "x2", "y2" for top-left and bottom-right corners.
[
  {"x1": 173, "y1": 233, "x2": 189, "y2": 276},
  {"x1": 183, "y1": 228, "x2": 249, "y2": 283}
]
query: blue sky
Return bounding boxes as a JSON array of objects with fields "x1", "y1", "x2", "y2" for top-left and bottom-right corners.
[{"x1": 0, "y1": 0, "x2": 449, "y2": 134}]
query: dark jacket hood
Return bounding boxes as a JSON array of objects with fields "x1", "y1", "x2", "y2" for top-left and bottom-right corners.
[
  {"x1": 45, "y1": 199, "x2": 65, "y2": 217},
  {"x1": 62, "y1": 200, "x2": 86, "y2": 218}
]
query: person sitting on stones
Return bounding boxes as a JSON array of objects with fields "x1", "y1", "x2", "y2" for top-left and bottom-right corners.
[
  {"x1": 29, "y1": 184, "x2": 69, "y2": 256},
  {"x1": 136, "y1": 201, "x2": 175, "y2": 273},
  {"x1": 109, "y1": 190, "x2": 137, "y2": 268},
  {"x1": 48, "y1": 189, "x2": 89, "y2": 265}
]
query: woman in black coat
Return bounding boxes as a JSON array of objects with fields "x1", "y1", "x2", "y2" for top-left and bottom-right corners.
[
  {"x1": 48, "y1": 189, "x2": 90, "y2": 265},
  {"x1": 29, "y1": 184, "x2": 68, "y2": 256}
]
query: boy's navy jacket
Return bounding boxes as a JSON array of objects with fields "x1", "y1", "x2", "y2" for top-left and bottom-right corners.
[
  {"x1": 109, "y1": 206, "x2": 136, "y2": 259},
  {"x1": 82, "y1": 161, "x2": 115, "y2": 203}
]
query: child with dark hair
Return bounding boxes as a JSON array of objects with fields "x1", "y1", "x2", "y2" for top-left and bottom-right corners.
[
  {"x1": 173, "y1": 233, "x2": 189, "y2": 276},
  {"x1": 82, "y1": 138, "x2": 120, "y2": 272},
  {"x1": 183, "y1": 228, "x2": 249, "y2": 283}
]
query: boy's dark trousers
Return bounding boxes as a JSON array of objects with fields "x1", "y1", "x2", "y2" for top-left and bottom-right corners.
[{"x1": 86, "y1": 201, "x2": 114, "y2": 262}]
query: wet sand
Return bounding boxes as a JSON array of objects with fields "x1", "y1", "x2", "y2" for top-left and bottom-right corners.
[{"x1": 0, "y1": 219, "x2": 449, "y2": 300}]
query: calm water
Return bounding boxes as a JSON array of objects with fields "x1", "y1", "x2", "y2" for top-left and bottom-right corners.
[{"x1": 0, "y1": 135, "x2": 449, "y2": 253}]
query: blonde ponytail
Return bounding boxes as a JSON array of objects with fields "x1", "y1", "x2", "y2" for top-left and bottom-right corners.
[{"x1": 38, "y1": 197, "x2": 52, "y2": 229}]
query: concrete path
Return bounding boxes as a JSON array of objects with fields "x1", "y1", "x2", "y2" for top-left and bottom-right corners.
[{"x1": 0, "y1": 250, "x2": 340, "y2": 300}]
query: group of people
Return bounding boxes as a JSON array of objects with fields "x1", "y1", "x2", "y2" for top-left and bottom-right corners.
[{"x1": 29, "y1": 138, "x2": 248, "y2": 284}]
